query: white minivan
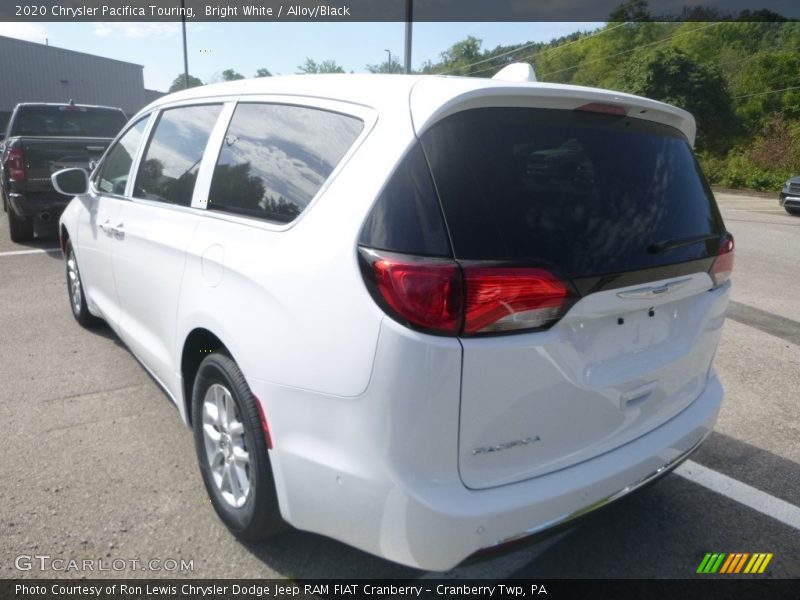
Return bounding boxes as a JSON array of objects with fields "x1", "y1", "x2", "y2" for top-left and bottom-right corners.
[{"x1": 54, "y1": 72, "x2": 733, "y2": 571}]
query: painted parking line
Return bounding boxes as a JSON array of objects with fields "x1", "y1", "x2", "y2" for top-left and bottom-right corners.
[
  {"x1": 676, "y1": 460, "x2": 800, "y2": 531},
  {"x1": 727, "y1": 301, "x2": 800, "y2": 347},
  {"x1": 0, "y1": 248, "x2": 60, "y2": 257}
]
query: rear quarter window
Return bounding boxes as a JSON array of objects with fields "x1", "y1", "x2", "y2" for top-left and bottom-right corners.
[
  {"x1": 420, "y1": 107, "x2": 725, "y2": 278},
  {"x1": 207, "y1": 103, "x2": 363, "y2": 224}
]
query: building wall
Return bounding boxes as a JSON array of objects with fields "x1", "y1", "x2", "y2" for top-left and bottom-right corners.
[{"x1": 0, "y1": 36, "x2": 150, "y2": 125}]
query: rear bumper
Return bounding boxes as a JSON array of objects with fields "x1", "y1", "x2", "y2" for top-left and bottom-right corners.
[
  {"x1": 8, "y1": 191, "x2": 69, "y2": 218},
  {"x1": 254, "y1": 317, "x2": 722, "y2": 571}
]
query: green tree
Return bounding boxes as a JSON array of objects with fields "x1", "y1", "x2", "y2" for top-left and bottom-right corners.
[
  {"x1": 167, "y1": 73, "x2": 203, "y2": 92},
  {"x1": 222, "y1": 69, "x2": 245, "y2": 81},
  {"x1": 608, "y1": 0, "x2": 651, "y2": 22},
  {"x1": 296, "y1": 58, "x2": 344, "y2": 74},
  {"x1": 365, "y1": 53, "x2": 403, "y2": 74},
  {"x1": 255, "y1": 68, "x2": 272, "y2": 78},
  {"x1": 438, "y1": 35, "x2": 483, "y2": 75},
  {"x1": 621, "y1": 48, "x2": 736, "y2": 152}
]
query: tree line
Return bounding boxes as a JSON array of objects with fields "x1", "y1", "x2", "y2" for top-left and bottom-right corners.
[{"x1": 167, "y1": 1, "x2": 800, "y2": 190}]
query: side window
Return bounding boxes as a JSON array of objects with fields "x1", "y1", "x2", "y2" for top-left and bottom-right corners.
[
  {"x1": 207, "y1": 103, "x2": 363, "y2": 224},
  {"x1": 133, "y1": 104, "x2": 222, "y2": 206},
  {"x1": 95, "y1": 118, "x2": 148, "y2": 196}
]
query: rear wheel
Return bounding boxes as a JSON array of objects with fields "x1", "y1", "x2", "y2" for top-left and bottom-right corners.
[
  {"x1": 192, "y1": 353, "x2": 285, "y2": 540},
  {"x1": 65, "y1": 240, "x2": 102, "y2": 327},
  {"x1": 8, "y1": 208, "x2": 33, "y2": 242},
  {"x1": 785, "y1": 206, "x2": 800, "y2": 216}
]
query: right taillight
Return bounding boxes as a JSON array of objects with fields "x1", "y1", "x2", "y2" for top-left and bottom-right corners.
[
  {"x1": 709, "y1": 233, "x2": 734, "y2": 288},
  {"x1": 462, "y1": 266, "x2": 569, "y2": 334},
  {"x1": 7, "y1": 147, "x2": 26, "y2": 182},
  {"x1": 360, "y1": 249, "x2": 572, "y2": 336}
]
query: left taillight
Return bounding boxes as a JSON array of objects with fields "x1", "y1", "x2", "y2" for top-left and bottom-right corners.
[
  {"x1": 359, "y1": 248, "x2": 572, "y2": 336},
  {"x1": 7, "y1": 147, "x2": 26, "y2": 182},
  {"x1": 709, "y1": 233, "x2": 734, "y2": 288}
]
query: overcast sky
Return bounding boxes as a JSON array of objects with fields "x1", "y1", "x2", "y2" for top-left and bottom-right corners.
[{"x1": 0, "y1": 21, "x2": 599, "y2": 91}]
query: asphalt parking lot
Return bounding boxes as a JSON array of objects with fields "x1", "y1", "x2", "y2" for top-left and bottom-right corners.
[{"x1": 0, "y1": 191, "x2": 798, "y2": 580}]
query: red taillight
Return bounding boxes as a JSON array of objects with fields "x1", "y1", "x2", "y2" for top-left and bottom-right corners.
[
  {"x1": 363, "y1": 250, "x2": 571, "y2": 336},
  {"x1": 7, "y1": 148, "x2": 26, "y2": 181},
  {"x1": 372, "y1": 258, "x2": 463, "y2": 334},
  {"x1": 710, "y1": 234, "x2": 734, "y2": 288},
  {"x1": 462, "y1": 267, "x2": 569, "y2": 334}
]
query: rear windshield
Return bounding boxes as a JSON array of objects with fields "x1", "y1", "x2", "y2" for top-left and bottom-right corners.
[
  {"x1": 9, "y1": 105, "x2": 127, "y2": 138},
  {"x1": 420, "y1": 108, "x2": 725, "y2": 278}
]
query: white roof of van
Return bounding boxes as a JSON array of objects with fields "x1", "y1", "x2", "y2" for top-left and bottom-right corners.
[{"x1": 147, "y1": 73, "x2": 697, "y2": 144}]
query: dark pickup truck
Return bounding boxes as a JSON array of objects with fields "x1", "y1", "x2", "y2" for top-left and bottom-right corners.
[{"x1": 1, "y1": 102, "x2": 127, "y2": 242}]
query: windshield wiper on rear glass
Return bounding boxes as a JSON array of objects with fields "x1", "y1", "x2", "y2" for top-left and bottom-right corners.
[{"x1": 648, "y1": 233, "x2": 720, "y2": 254}]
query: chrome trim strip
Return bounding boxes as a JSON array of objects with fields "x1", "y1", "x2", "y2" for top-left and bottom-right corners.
[
  {"x1": 616, "y1": 277, "x2": 692, "y2": 299},
  {"x1": 486, "y1": 431, "x2": 711, "y2": 549}
]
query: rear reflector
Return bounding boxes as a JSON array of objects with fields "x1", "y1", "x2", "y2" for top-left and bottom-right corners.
[
  {"x1": 7, "y1": 148, "x2": 26, "y2": 181},
  {"x1": 709, "y1": 234, "x2": 734, "y2": 288},
  {"x1": 361, "y1": 249, "x2": 571, "y2": 336},
  {"x1": 252, "y1": 395, "x2": 273, "y2": 449},
  {"x1": 576, "y1": 103, "x2": 627, "y2": 117}
]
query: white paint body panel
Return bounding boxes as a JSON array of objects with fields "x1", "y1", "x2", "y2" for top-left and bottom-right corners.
[{"x1": 58, "y1": 73, "x2": 726, "y2": 571}]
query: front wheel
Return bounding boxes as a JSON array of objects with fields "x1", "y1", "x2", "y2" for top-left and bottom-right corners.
[
  {"x1": 192, "y1": 353, "x2": 285, "y2": 540},
  {"x1": 65, "y1": 240, "x2": 102, "y2": 327},
  {"x1": 785, "y1": 206, "x2": 800, "y2": 216}
]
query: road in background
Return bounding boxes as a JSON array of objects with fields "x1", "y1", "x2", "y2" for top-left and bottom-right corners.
[{"x1": 0, "y1": 192, "x2": 797, "y2": 579}]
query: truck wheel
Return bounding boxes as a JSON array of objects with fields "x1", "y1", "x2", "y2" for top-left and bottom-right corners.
[
  {"x1": 193, "y1": 353, "x2": 286, "y2": 541},
  {"x1": 8, "y1": 208, "x2": 34, "y2": 242},
  {"x1": 785, "y1": 207, "x2": 800, "y2": 216}
]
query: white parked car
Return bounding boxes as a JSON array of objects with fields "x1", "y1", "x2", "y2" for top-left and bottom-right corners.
[{"x1": 53, "y1": 71, "x2": 733, "y2": 571}]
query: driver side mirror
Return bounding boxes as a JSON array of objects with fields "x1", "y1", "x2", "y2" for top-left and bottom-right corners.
[{"x1": 52, "y1": 168, "x2": 90, "y2": 196}]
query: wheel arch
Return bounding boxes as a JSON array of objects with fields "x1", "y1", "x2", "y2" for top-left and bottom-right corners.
[
  {"x1": 180, "y1": 327, "x2": 231, "y2": 426},
  {"x1": 59, "y1": 224, "x2": 70, "y2": 253}
]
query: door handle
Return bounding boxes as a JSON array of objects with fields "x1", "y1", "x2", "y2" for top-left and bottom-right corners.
[
  {"x1": 99, "y1": 220, "x2": 124, "y2": 238},
  {"x1": 110, "y1": 223, "x2": 125, "y2": 239}
]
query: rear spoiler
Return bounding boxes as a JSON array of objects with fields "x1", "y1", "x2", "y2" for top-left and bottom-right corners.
[{"x1": 410, "y1": 76, "x2": 696, "y2": 145}]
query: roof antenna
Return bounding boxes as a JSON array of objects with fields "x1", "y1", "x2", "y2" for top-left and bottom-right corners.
[{"x1": 492, "y1": 62, "x2": 537, "y2": 83}]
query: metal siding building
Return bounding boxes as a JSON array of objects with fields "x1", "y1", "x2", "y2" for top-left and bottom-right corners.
[{"x1": 0, "y1": 35, "x2": 153, "y2": 129}]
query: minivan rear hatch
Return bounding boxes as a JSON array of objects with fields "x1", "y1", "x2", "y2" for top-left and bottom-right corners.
[{"x1": 414, "y1": 91, "x2": 729, "y2": 489}]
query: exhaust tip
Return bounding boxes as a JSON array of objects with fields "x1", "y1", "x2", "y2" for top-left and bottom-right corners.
[{"x1": 39, "y1": 211, "x2": 50, "y2": 222}]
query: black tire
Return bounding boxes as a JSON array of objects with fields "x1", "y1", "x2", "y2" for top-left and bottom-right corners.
[
  {"x1": 192, "y1": 353, "x2": 286, "y2": 540},
  {"x1": 785, "y1": 206, "x2": 800, "y2": 216},
  {"x1": 64, "y1": 239, "x2": 102, "y2": 327},
  {"x1": 8, "y1": 208, "x2": 33, "y2": 242}
]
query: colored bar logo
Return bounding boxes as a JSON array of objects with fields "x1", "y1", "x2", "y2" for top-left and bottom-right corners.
[{"x1": 696, "y1": 552, "x2": 773, "y2": 574}]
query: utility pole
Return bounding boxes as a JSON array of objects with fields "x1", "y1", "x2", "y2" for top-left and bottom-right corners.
[
  {"x1": 384, "y1": 48, "x2": 391, "y2": 71},
  {"x1": 404, "y1": 0, "x2": 413, "y2": 74},
  {"x1": 181, "y1": 0, "x2": 189, "y2": 89}
]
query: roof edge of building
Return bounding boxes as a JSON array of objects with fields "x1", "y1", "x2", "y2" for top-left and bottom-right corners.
[{"x1": 0, "y1": 34, "x2": 144, "y2": 69}]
